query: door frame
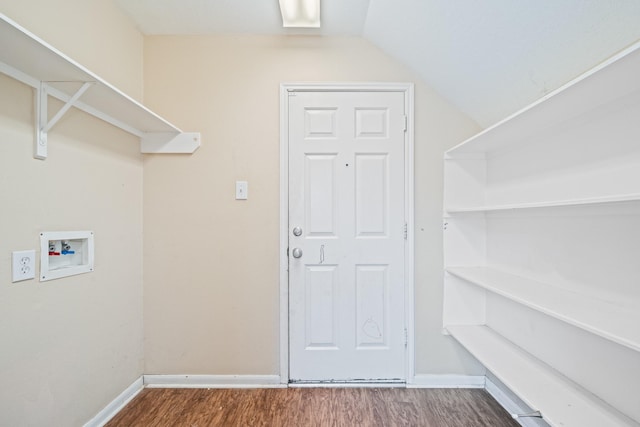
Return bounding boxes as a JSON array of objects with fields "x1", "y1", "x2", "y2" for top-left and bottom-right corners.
[{"x1": 279, "y1": 83, "x2": 415, "y2": 385}]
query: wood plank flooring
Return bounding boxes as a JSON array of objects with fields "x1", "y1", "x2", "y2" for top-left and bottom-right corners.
[{"x1": 106, "y1": 387, "x2": 520, "y2": 427}]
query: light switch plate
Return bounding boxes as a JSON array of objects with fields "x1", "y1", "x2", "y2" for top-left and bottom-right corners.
[
  {"x1": 236, "y1": 181, "x2": 248, "y2": 200},
  {"x1": 12, "y1": 249, "x2": 36, "y2": 282}
]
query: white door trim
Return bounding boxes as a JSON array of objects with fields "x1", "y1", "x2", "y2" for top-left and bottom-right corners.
[{"x1": 279, "y1": 83, "x2": 415, "y2": 384}]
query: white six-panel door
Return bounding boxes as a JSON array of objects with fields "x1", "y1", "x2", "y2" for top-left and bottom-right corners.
[{"x1": 287, "y1": 90, "x2": 407, "y2": 382}]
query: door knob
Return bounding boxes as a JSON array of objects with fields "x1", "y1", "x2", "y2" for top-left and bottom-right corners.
[
  {"x1": 292, "y1": 247, "x2": 303, "y2": 258},
  {"x1": 292, "y1": 226, "x2": 302, "y2": 236}
]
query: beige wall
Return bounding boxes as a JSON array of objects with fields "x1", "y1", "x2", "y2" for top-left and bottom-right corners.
[
  {"x1": 143, "y1": 35, "x2": 483, "y2": 377},
  {"x1": 0, "y1": 2, "x2": 144, "y2": 425},
  {"x1": 0, "y1": 7, "x2": 485, "y2": 422},
  {"x1": 0, "y1": 0, "x2": 143, "y2": 100}
]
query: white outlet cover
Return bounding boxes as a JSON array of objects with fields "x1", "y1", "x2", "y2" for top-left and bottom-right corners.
[{"x1": 12, "y1": 249, "x2": 36, "y2": 282}]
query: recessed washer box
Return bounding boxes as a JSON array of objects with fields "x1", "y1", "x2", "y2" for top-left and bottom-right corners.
[{"x1": 40, "y1": 231, "x2": 94, "y2": 281}]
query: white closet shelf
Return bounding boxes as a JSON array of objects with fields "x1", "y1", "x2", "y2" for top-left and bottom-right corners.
[
  {"x1": 446, "y1": 40, "x2": 640, "y2": 156},
  {"x1": 446, "y1": 266, "x2": 640, "y2": 352},
  {"x1": 446, "y1": 325, "x2": 638, "y2": 427},
  {"x1": 444, "y1": 192, "x2": 640, "y2": 214},
  {"x1": 0, "y1": 13, "x2": 200, "y2": 157}
]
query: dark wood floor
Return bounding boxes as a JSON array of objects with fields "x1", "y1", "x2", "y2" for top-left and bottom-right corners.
[{"x1": 106, "y1": 387, "x2": 519, "y2": 427}]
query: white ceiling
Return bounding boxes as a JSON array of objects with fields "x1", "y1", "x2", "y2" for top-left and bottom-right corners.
[
  {"x1": 116, "y1": 0, "x2": 640, "y2": 127},
  {"x1": 114, "y1": 0, "x2": 370, "y2": 36}
]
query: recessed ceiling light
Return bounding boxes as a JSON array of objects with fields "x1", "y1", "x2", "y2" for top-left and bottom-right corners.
[{"x1": 279, "y1": 0, "x2": 320, "y2": 28}]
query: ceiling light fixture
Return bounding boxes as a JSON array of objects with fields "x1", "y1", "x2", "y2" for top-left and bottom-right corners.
[{"x1": 279, "y1": 0, "x2": 320, "y2": 28}]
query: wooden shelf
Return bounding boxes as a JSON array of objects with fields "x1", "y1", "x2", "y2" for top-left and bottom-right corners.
[
  {"x1": 446, "y1": 325, "x2": 637, "y2": 427},
  {"x1": 445, "y1": 193, "x2": 640, "y2": 214},
  {"x1": 446, "y1": 40, "x2": 640, "y2": 157},
  {"x1": 446, "y1": 267, "x2": 640, "y2": 352},
  {"x1": 0, "y1": 13, "x2": 199, "y2": 156}
]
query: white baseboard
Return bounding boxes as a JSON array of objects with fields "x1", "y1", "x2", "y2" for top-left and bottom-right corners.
[
  {"x1": 143, "y1": 374, "x2": 285, "y2": 388},
  {"x1": 83, "y1": 376, "x2": 144, "y2": 427},
  {"x1": 408, "y1": 374, "x2": 485, "y2": 388},
  {"x1": 485, "y1": 375, "x2": 547, "y2": 427},
  {"x1": 289, "y1": 381, "x2": 405, "y2": 388}
]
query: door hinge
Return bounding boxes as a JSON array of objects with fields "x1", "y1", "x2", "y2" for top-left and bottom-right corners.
[
  {"x1": 403, "y1": 115, "x2": 407, "y2": 132},
  {"x1": 404, "y1": 223, "x2": 408, "y2": 240},
  {"x1": 404, "y1": 328, "x2": 408, "y2": 347}
]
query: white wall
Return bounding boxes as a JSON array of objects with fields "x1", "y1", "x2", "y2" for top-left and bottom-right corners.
[
  {"x1": 142, "y1": 35, "x2": 483, "y2": 377},
  {"x1": 0, "y1": 1, "x2": 144, "y2": 425}
]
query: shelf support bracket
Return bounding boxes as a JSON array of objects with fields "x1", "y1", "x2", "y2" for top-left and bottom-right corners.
[
  {"x1": 35, "y1": 81, "x2": 93, "y2": 159},
  {"x1": 141, "y1": 132, "x2": 201, "y2": 154},
  {"x1": 512, "y1": 410, "x2": 543, "y2": 419}
]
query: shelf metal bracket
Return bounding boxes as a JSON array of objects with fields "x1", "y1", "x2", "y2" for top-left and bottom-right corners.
[
  {"x1": 35, "y1": 81, "x2": 93, "y2": 159},
  {"x1": 512, "y1": 410, "x2": 543, "y2": 420}
]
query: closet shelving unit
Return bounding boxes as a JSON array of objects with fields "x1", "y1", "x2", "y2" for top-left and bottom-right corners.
[
  {"x1": 0, "y1": 13, "x2": 200, "y2": 159},
  {"x1": 443, "y1": 40, "x2": 640, "y2": 427}
]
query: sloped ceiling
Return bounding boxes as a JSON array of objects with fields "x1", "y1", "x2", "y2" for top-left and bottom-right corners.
[
  {"x1": 116, "y1": 0, "x2": 640, "y2": 127},
  {"x1": 364, "y1": 0, "x2": 640, "y2": 126}
]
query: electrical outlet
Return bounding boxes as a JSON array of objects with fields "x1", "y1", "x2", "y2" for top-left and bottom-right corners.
[{"x1": 12, "y1": 250, "x2": 36, "y2": 282}]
